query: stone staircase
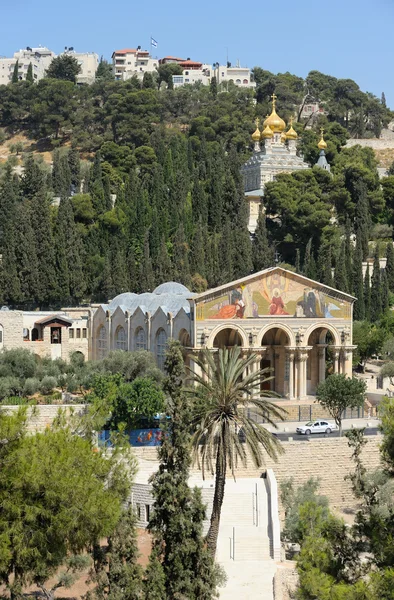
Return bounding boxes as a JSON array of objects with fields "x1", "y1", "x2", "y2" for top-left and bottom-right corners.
[{"x1": 216, "y1": 478, "x2": 277, "y2": 600}]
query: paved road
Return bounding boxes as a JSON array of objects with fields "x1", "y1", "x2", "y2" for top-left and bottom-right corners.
[{"x1": 275, "y1": 427, "x2": 380, "y2": 442}]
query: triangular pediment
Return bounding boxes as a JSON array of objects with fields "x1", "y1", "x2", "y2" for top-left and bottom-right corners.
[{"x1": 192, "y1": 267, "x2": 354, "y2": 321}]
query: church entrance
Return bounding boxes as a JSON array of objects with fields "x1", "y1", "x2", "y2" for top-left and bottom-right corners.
[
  {"x1": 306, "y1": 327, "x2": 334, "y2": 395},
  {"x1": 213, "y1": 328, "x2": 243, "y2": 349},
  {"x1": 261, "y1": 327, "x2": 290, "y2": 396}
]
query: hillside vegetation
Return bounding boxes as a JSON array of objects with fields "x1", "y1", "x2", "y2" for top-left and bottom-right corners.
[{"x1": 0, "y1": 69, "x2": 393, "y2": 311}]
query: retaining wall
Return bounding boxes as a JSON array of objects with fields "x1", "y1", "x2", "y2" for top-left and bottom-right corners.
[{"x1": 0, "y1": 404, "x2": 86, "y2": 432}]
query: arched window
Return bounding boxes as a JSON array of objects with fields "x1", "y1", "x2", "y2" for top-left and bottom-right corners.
[
  {"x1": 97, "y1": 325, "x2": 107, "y2": 360},
  {"x1": 156, "y1": 329, "x2": 167, "y2": 371},
  {"x1": 235, "y1": 79, "x2": 241, "y2": 84},
  {"x1": 243, "y1": 79, "x2": 248, "y2": 84},
  {"x1": 32, "y1": 328, "x2": 39, "y2": 341},
  {"x1": 115, "y1": 326, "x2": 127, "y2": 351},
  {"x1": 135, "y1": 328, "x2": 146, "y2": 351}
]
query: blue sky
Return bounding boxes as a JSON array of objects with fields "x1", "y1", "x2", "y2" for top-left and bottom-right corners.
[{"x1": 1, "y1": 0, "x2": 393, "y2": 108}]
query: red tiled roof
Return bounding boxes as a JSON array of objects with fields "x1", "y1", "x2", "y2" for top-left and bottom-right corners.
[
  {"x1": 112, "y1": 48, "x2": 137, "y2": 55},
  {"x1": 180, "y1": 60, "x2": 202, "y2": 66},
  {"x1": 162, "y1": 56, "x2": 185, "y2": 60}
]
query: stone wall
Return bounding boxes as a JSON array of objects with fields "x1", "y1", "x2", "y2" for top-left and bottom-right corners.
[
  {"x1": 273, "y1": 565, "x2": 298, "y2": 600},
  {"x1": 0, "y1": 404, "x2": 86, "y2": 432},
  {"x1": 0, "y1": 310, "x2": 24, "y2": 350},
  {"x1": 133, "y1": 435, "x2": 382, "y2": 512}
]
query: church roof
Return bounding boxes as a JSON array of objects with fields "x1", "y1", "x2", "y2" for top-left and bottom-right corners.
[
  {"x1": 190, "y1": 267, "x2": 356, "y2": 303},
  {"x1": 106, "y1": 282, "x2": 194, "y2": 316}
]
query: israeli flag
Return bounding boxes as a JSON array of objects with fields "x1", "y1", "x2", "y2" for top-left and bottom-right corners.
[{"x1": 151, "y1": 37, "x2": 158, "y2": 48}]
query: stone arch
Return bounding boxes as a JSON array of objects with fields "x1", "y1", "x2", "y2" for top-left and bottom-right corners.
[
  {"x1": 155, "y1": 328, "x2": 168, "y2": 370},
  {"x1": 257, "y1": 323, "x2": 296, "y2": 347},
  {"x1": 178, "y1": 328, "x2": 191, "y2": 348},
  {"x1": 114, "y1": 325, "x2": 127, "y2": 351},
  {"x1": 32, "y1": 328, "x2": 39, "y2": 342},
  {"x1": 303, "y1": 322, "x2": 341, "y2": 347},
  {"x1": 96, "y1": 325, "x2": 107, "y2": 360},
  {"x1": 206, "y1": 323, "x2": 248, "y2": 349},
  {"x1": 135, "y1": 327, "x2": 147, "y2": 351}
]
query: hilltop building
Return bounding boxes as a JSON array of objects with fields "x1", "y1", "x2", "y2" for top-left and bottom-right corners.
[
  {"x1": 0, "y1": 47, "x2": 55, "y2": 84},
  {"x1": 0, "y1": 46, "x2": 99, "y2": 85},
  {"x1": 241, "y1": 97, "x2": 331, "y2": 232},
  {"x1": 112, "y1": 48, "x2": 159, "y2": 81},
  {"x1": 171, "y1": 59, "x2": 255, "y2": 89},
  {"x1": 241, "y1": 95, "x2": 310, "y2": 233}
]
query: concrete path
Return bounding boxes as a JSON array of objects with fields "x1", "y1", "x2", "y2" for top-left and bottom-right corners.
[{"x1": 216, "y1": 479, "x2": 277, "y2": 600}]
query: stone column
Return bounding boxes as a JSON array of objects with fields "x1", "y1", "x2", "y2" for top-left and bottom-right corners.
[
  {"x1": 332, "y1": 347, "x2": 341, "y2": 374},
  {"x1": 343, "y1": 347, "x2": 355, "y2": 378},
  {"x1": 297, "y1": 350, "x2": 310, "y2": 400},
  {"x1": 317, "y1": 345, "x2": 327, "y2": 384},
  {"x1": 285, "y1": 348, "x2": 296, "y2": 400}
]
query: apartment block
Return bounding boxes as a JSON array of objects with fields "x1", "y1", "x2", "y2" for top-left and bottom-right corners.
[{"x1": 112, "y1": 48, "x2": 159, "y2": 81}]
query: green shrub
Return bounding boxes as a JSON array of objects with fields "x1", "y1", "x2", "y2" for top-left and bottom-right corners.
[
  {"x1": 40, "y1": 376, "x2": 57, "y2": 395},
  {"x1": 0, "y1": 396, "x2": 36, "y2": 406},
  {"x1": 23, "y1": 377, "x2": 40, "y2": 396},
  {"x1": 0, "y1": 377, "x2": 22, "y2": 400}
]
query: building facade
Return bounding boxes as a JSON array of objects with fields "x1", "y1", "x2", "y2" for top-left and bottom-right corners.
[
  {"x1": 112, "y1": 48, "x2": 159, "y2": 81},
  {"x1": 0, "y1": 269, "x2": 355, "y2": 401},
  {"x1": 172, "y1": 61, "x2": 255, "y2": 89},
  {"x1": 241, "y1": 96, "x2": 310, "y2": 232},
  {"x1": 0, "y1": 46, "x2": 98, "y2": 85}
]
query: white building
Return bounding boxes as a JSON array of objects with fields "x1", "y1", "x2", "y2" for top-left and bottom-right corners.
[
  {"x1": 62, "y1": 49, "x2": 99, "y2": 85},
  {"x1": 0, "y1": 46, "x2": 98, "y2": 86},
  {"x1": 172, "y1": 60, "x2": 255, "y2": 89},
  {"x1": 0, "y1": 46, "x2": 55, "y2": 84},
  {"x1": 112, "y1": 48, "x2": 159, "y2": 81}
]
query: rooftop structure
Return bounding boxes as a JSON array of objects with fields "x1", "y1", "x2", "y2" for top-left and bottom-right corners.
[{"x1": 241, "y1": 96, "x2": 309, "y2": 232}]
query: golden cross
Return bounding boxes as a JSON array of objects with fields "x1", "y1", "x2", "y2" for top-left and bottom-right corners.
[
  {"x1": 320, "y1": 127, "x2": 325, "y2": 135},
  {"x1": 271, "y1": 93, "x2": 277, "y2": 107},
  {"x1": 289, "y1": 116, "x2": 293, "y2": 127},
  {"x1": 255, "y1": 117, "x2": 260, "y2": 128}
]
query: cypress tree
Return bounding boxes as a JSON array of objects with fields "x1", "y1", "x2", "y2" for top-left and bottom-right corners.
[
  {"x1": 20, "y1": 155, "x2": 46, "y2": 200},
  {"x1": 295, "y1": 248, "x2": 301, "y2": 273},
  {"x1": 14, "y1": 204, "x2": 39, "y2": 305},
  {"x1": 344, "y1": 218, "x2": 353, "y2": 292},
  {"x1": 253, "y1": 209, "x2": 274, "y2": 272},
  {"x1": 26, "y1": 62, "x2": 34, "y2": 83},
  {"x1": 354, "y1": 182, "x2": 370, "y2": 261},
  {"x1": 381, "y1": 269, "x2": 389, "y2": 314},
  {"x1": 172, "y1": 224, "x2": 191, "y2": 288},
  {"x1": 318, "y1": 244, "x2": 333, "y2": 287},
  {"x1": 190, "y1": 220, "x2": 206, "y2": 278},
  {"x1": 303, "y1": 238, "x2": 317, "y2": 280},
  {"x1": 139, "y1": 233, "x2": 155, "y2": 292},
  {"x1": 370, "y1": 245, "x2": 382, "y2": 322},
  {"x1": 87, "y1": 505, "x2": 144, "y2": 600},
  {"x1": 219, "y1": 218, "x2": 234, "y2": 285},
  {"x1": 156, "y1": 236, "x2": 172, "y2": 285},
  {"x1": 147, "y1": 340, "x2": 221, "y2": 599},
  {"x1": 385, "y1": 242, "x2": 394, "y2": 292},
  {"x1": 191, "y1": 172, "x2": 208, "y2": 225},
  {"x1": 11, "y1": 60, "x2": 19, "y2": 83},
  {"x1": 2, "y1": 222, "x2": 21, "y2": 304},
  {"x1": 334, "y1": 241, "x2": 348, "y2": 293},
  {"x1": 364, "y1": 262, "x2": 371, "y2": 321},
  {"x1": 68, "y1": 148, "x2": 81, "y2": 193},
  {"x1": 352, "y1": 235, "x2": 365, "y2": 321},
  {"x1": 30, "y1": 192, "x2": 57, "y2": 306},
  {"x1": 55, "y1": 197, "x2": 86, "y2": 303}
]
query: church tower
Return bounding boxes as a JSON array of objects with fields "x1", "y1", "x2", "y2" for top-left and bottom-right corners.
[
  {"x1": 241, "y1": 95, "x2": 309, "y2": 233},
  {"x1": 315, "y1": 128, "x2": 331, "y2": 172}
]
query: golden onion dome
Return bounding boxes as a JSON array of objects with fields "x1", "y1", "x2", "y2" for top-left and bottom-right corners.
[
  {"x1": 251, "y1": 118, "x2": 261, "y2": 141},
  {"x1": 252, "y1": 127, "x2": 261, "y2": 141},
  {"x1": 286, "y1": 117, "x2": 298, "y2": 140},
  {"x1": 261, "y1": 124, "x2": 274, "y2": 139},
  {"x1": 318, "y1": 128, "x2": 327, "y2": 150},
  {"x1": 281, "y1": 131, "x2": 287, "y2": 143},
  {"x1": 263, "y1": 94, "x2": 286, "y2": 133}
]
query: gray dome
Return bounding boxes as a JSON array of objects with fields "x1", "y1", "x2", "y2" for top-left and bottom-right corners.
[
  {"x1": 153, "y1": 282, "x2": 191, "y2": 295},
  {"x1": 108, "y1": 292, "x2": 138, "y2": 311},
  {"x1": 107, "y1": 283, "x2": 194, "y2": 316}
]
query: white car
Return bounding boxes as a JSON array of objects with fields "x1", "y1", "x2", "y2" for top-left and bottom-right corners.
[{"x1": 296, "y1": 420, "x2": 337, "y2": 435}]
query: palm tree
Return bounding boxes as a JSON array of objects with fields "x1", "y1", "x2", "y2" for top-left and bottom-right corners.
[{"x1": 187, "y1": 346, "x2": 286, "y2": 556}]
